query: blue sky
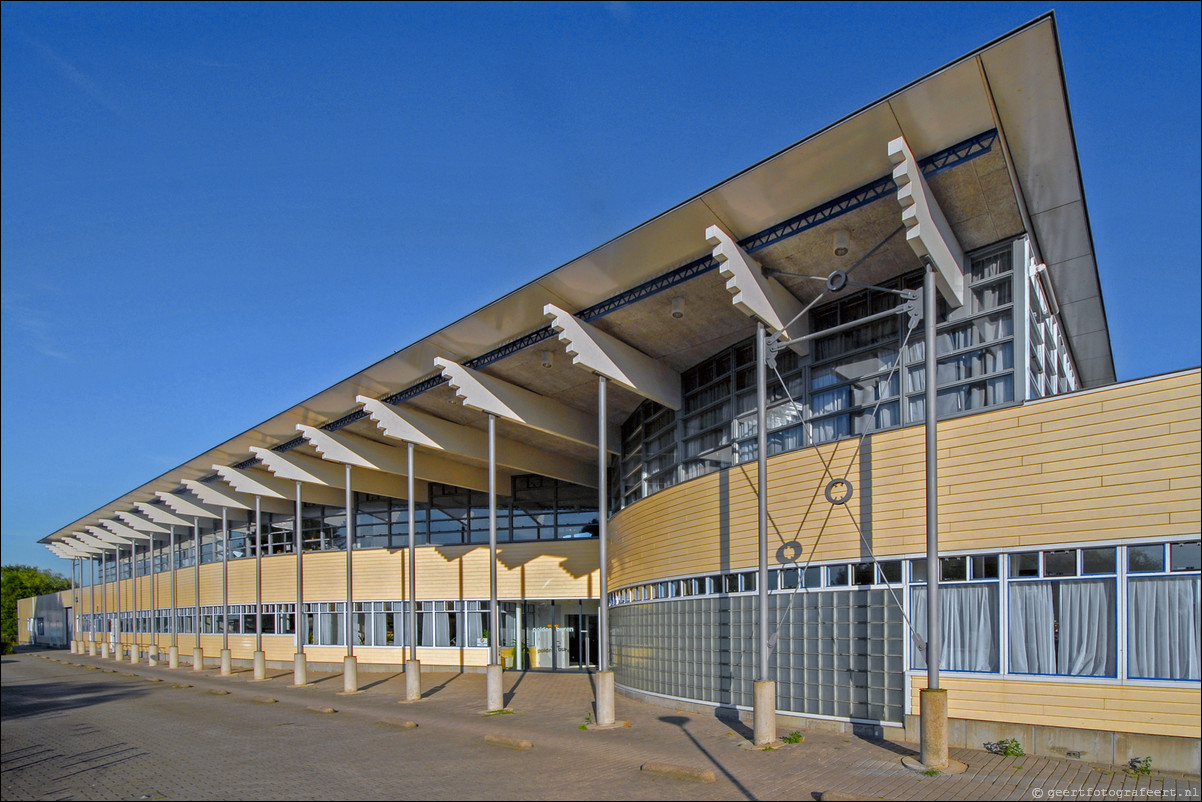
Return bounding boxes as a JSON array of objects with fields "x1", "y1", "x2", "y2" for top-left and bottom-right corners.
[{"x1": 3, "y1": 2, "x2": 1199, "y2": 575}]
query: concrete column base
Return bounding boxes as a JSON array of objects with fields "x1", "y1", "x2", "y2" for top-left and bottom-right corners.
[
  {"x1": 253, "y1": 651, "x2": 267, "y2": 680},
  {"x1": 193, "y1": 647, "x2": 205, "y2": 671},
  {"x1": 342, "y1": 656, "x2": 358, "y2": 693},
  {"x1": 101, "y1": 642, "x2": 110, "y2": 659},
  {"x1": 130, "y1": 645, "x2": 139, "y2": 664},
  {"x1": 220, "y1": 649, "x2": 232, "y2": 676},
  {"x1": 148, "y1": 645, "x2": 159, "y2": 667},
  {"x1": 88, "y1": 641, "x2": 97, "y2": 657},
  {"x1": 403, "y1": 660, "x2": 422, "y2": 702},
  {"x1": 753, "y1": 680, "x2": 777, "y2": 746},
  {"x1": 293, "y1": 652, "x2": 308, "y2": 686},
  {"x1": 70, "y1": 641, "x2": 78, "y2": 654},
  {"x1": 485, "y1": 663, "x2": 504, "y2": 712},
  {"x1": 595, "y1": 670, "x2": 616, "y2": 726},
  {"x1": 168, "y1": 646, "x2": 179, "y2": 669},
  {"x1": 920, "y1": 688, "x2": 949, "y2": 769},
  {"x1": 114, "y1": 643, "x2": 124, "y2": 661}
]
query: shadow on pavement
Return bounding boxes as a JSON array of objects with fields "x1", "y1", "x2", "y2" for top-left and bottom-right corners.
[
  {"x1": 714, "y1": 705, "x2": 753, "y2": 741},
  {"x1": 660, "y1": 715, "x2": 756, "y2": 801},
  {"x1": 1, "y1": 678, "x2": 149, "y2": 722}
]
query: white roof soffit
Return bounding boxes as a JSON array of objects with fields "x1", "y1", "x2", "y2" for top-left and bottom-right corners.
[
  {"x1": 155, "y1": 491, "x2": 221, "y2": 520},
  {"x1": 543, "y1": 304, "x2": 682, "y2": 410},
  {"x1": 888, "y1": 135, "x2": 966, "y2": 307},
  {"x1": 706, "y1": 225, "x2": 809, "y2": 350},
  {"x1": 248, "y1": 446, "x2": 415, "y2": 499},
  {"x1": 133, "y1": 501, "x2": 193, "y2": 528},
  {"x1": 434, "y1": 358, "x2": 618, "y2": 453},
  {"x1": 296, "y1": 425, "x2": 494, "y2": 495},
  {"x1": 114, "y1": 511, "x2": 170, "y2": 534},
  {"x1": 99, "y1": 519, "x2": 152, "y2": 542},
  {"x1": 48, "y1": 544, "x2": 79, "y2": 559},
  {"x1": 180, "y1": 478, "x2": 252, "y2": 511},
  {"x1": 211, "y1": 464, "x2": 345, "y2": 508},
  {"x1": 65, "y1": 538, "x2": 104, "y2": 556},
  {"x1": 356, "y1": 396, "x2": 596, "y2": 488},
  {"x1": 41, "y1": 14, "x2": 1112, "y2": 544},
  {"x1": 83, "y1": 526, "x2": 132, "y2": 547}
]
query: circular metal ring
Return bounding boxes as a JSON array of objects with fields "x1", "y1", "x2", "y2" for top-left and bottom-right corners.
[
  {"x1": 826, "y1": 270, "x2": 849, "y2": 292},
  {"x1": 824, "y1": 478, "x2": 854, "y2": 505}
]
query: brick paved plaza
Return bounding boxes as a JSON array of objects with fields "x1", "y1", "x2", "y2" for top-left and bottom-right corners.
[{"x1": 2, "y1": 649, "x2": 1197, "y2": 801}]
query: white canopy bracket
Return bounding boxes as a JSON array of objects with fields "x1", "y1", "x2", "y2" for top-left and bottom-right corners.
[
  {"x1": 707, "y1": 224, "x2": 809, "y2": 353},
  {"x1": 888, "y1": 135, "x2": 966, "y2": 308}
]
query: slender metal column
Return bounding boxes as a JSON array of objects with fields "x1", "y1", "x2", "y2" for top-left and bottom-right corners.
[
  {"x1": 150, "y1": 537, "x2": 156, "y2": 644},
  {"x1": 598, "y1": 375, "x2": 609, "y2": 673},
  {"x1": 255, "y1": 496, "x2": 262, "y2": 654},
  {"x1": 69, "y1": 558, "x2": 77, "y2": 648},
  {"x1": 756, "y1": 321, "x2": 769, "y2": 682},
  {"x1": 101, "y1": 550, "x2": 108, "y2": 644},
  {"x1": 90, "y1": 558, "x2": 96, "y2": 641},
  {"x1": 295, "y1": 481, "x2": 304, "y2": 656},
  {"x1": 115, "y1": 545, "x2": 123, "y2": 652},
  {"x1": 345, "y1": 464, "x2": 354, "y2": 658},
  {"x1": 221, "y1": 507, "x2": 229, "y2": 654},
  {"x1": 924, "y1": 266, "x2": 940, "y2": 690},
  {"x1": 407, "y1": 443, "x2": 417, "y2": 663},
  {"x1": 488, "y1": 414, "x2": 499, "y2": 667},
  {"x1": 193, "y1": 518, "x2": 201, "y2": 651},
  {"x1": 131, "y1": 541, "x2": 138, "y2": 654},
  {"x1": 170, "y1": 525, "x2": 178, "y2": 648}
]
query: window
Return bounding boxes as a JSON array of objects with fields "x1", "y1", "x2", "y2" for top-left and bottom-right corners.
[{"x1": 1127, "y1": 541, "x2": 1200, "y2": 680}]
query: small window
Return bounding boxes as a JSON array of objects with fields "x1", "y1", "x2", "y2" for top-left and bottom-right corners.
[
  {"x1": 971, "y1": 554, "x2": 998, "y2": 579},
  {"x1": 1010, "y1": 552, "x2": 1040, "y2": 577},
  {"x1": 1044, "y1": 550, "x2": 1077, "y2": 577},
  {"x1": 1170, "y1": 541, "x2": 1201, "y2": 572},
  {"x1": 802, "y1": 567, "x2": 822, "y2": 588},
  {"x1": 852, "y1": 563, "x2": 875, "y2": 586},
  {"x1": 828, "y1": 565, "x2": 849, "y2": 586},
  {"x1": 911, "y1": 559, "x2": 927, "y2": 583},
  {"x1": 740, "y1": 572, "x2": 757, "y2": 592},
  {"x1": 723, "y1": 574, "x2": 740, "y2": 594},
  {"x1": 878, "y1": 561, "x2": 902, "y2": 584},
  {"x1": 778, "y1": 569, "x2": 799, "y2": 590},
  {"x1": 1128, "y1": 544, "x2": 1164, "y2": 573},
  {"x1": 1082, "y1": 547, "x2": 1115, "y2": 575},
  {"x1": 940, "y1": 556, "x2": 967, "y2": 582}
]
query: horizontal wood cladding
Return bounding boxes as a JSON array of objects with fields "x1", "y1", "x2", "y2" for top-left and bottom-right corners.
[
  {"x1": 610, "y1": 372, "x2": 1202, "y2": 588},
  {"x1": 910, "y1": 675, "x2": 1201, "y2": 738}
]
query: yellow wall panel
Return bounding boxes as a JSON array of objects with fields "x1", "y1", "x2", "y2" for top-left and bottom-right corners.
[
  {"x1": 610, "y1": 372, "x2": 1201, "y2": 588},
  {"x1": 910, "y1": 675, "x2": 1201, "y2": 739},
  {"x1": 261, "y1": 554, "x2": 298, "y2": 602},
  {"x1": 227, "y1": 560, "x2": 255, "y2": 603}
]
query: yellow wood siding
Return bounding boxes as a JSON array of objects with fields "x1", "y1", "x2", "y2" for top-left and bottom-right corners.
[
  {"x1": 227, "y1": 560, "x2": 255, "y2": 604},
  {"x1": 610, "y1": 372, "x2": 1202, "y2": 588},
  {"x1": 910, "y1": 675, "x2": 1201, "y2": 739},
  {"x1": 198, "y1": 564, "x2": 222, "y2": 604},
  {"x1": 262, "y1": 555, "x2": 298, "y2": 603}
]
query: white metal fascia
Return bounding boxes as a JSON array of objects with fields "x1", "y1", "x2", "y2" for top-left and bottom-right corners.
[
  {"x1": 888, "y1": 135, "x2": 966, "y2": 308},
  {"x1": 296, "y1": 425, "x2": 492, "y2": 494},
  {"x1": 543, "y1": 304, "x2": 682, "y2": 410},
  {"x1": 249, "y1": 446, "x2": 417, "y2": 499},
  {"x1": 155, "y1": 490, "x2": 222, "y2": 520},
  {"x1": 180, "y1": 478, "x2": 252, "y2": 511},
  {"x1": 134, "y1": 501, "x2": 193, "y2": 528},
  {"x1": 356, "y1": 396, "x2": 597, "y2": 488},
  {"x1": 99, "y1": 519, "x2": 152, "y2": 542},
  {"x1": 706, "y1": 224, "x2": 809, "y2": 352},
  {"x1": 114, "y1": 511, "x2": 170, "y2": 534},
  {"x1": 434, "y1": 358, "x2": 617, "y2": 453},
  {"x1": 84, "y1": 526, "x2": 133, "y2": 547}
]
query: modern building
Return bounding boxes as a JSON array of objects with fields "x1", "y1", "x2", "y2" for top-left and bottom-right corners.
[{"x1": 23, "y1": 15, "x2": 1200, "y2": 773}]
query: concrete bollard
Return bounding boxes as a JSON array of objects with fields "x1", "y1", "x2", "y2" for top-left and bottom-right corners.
[
  {"x1": 920, "y1": 688, "x2": 949, "y2": 769},
  {"x1": 486, "y1": 663, "x2": 504, "y2": 712},
  {"x1": 130, "y1": 645, "x2": 139, "y2": 664},
  {"x1": 220, "y1": 649, "x2": 232, "y2": 676},
  {"x1": 753, "y1": 680, "x2": 776, "y2": 746},
  {"x1": 88, "y1": 640, "x2": 97, "y2": 657},
  {"x1": 343, "y1": 656, "x2": 358, "y2": 693},
  {"x1": 596, "y1": 670, "x2": 616, "y2": 726},
  {"x1": 193, "y1": 647, "x2": 205, "y2": 672},
  {"x1": 293, "y1": 652, "x2": 307, "y2": 686},
  {"x1": 168, "y1": 646, "x2": 180, "y2": 669},
  {"x1": 404, "y1": 659, "x2": 422, "y2": 702},
  {"x1": 101, "y1": 642, "x2": 110, "y2": 659},
  {"x1": 253, "y1": 651, "x2": 266, "y2": 681},
  {"x1": 148, "y1": 645, "x2": 159, "y2": 667},
  {"x1": 70, "y1": 641, "x2": 78, "y2": 654}
]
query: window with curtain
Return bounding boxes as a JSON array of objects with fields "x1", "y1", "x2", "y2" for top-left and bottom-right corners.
[
  {"x1": 1128, "y1": 575, "x2": 1201, "y2": 680},
  {"x1": 911, "y1": 583, "x2": 999, "y2": 672},
  {"x1": 1009, "y1": 578, "x2": 1116, "y2": 677}
]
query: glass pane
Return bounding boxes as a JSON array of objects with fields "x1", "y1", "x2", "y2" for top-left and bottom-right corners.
[
  {"x1": 1128, "y1": 544, "x2": 1164, "y2": 573},
  {"x1": 828, "y1": 565, "x2": 849, "y2": 586},
  {"x1": 1170, "y1": 541, "x2": 1201, "y2": 572},
  {"x1": 971, "y1": 555, "x2": 998, "y2": 579},
  {"x1": 1009, "y1": 552, "x2": 1040, "y2": 577},
  {"x1": 940, "y1": 556, "x2": 967, "y2": 582},
  {"x1": 1044, "y1": 550, "x2": 1077, "y2": 577},
  {"x1": 1082, "y1": 547, "x2": 1115, "y2": 575}
]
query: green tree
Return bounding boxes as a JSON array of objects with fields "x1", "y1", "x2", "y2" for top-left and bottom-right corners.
[{"x1": 1, "y1": 564, "x2": 70, "y2": 644}]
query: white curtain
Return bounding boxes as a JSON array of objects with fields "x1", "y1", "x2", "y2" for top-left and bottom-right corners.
[
  {"x1": 911, "y1": 584, "x2": 999, "y2": 671},
  {"x1": 1058, "y1": 579, "x2": 1115, "y2": 676},
  {"x1": 1009, "y1": 582, "x2": 1055, "y2": 674},
  {"x1": 1129, "y1": 577, "x2": 1201, "y2": 680}
]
